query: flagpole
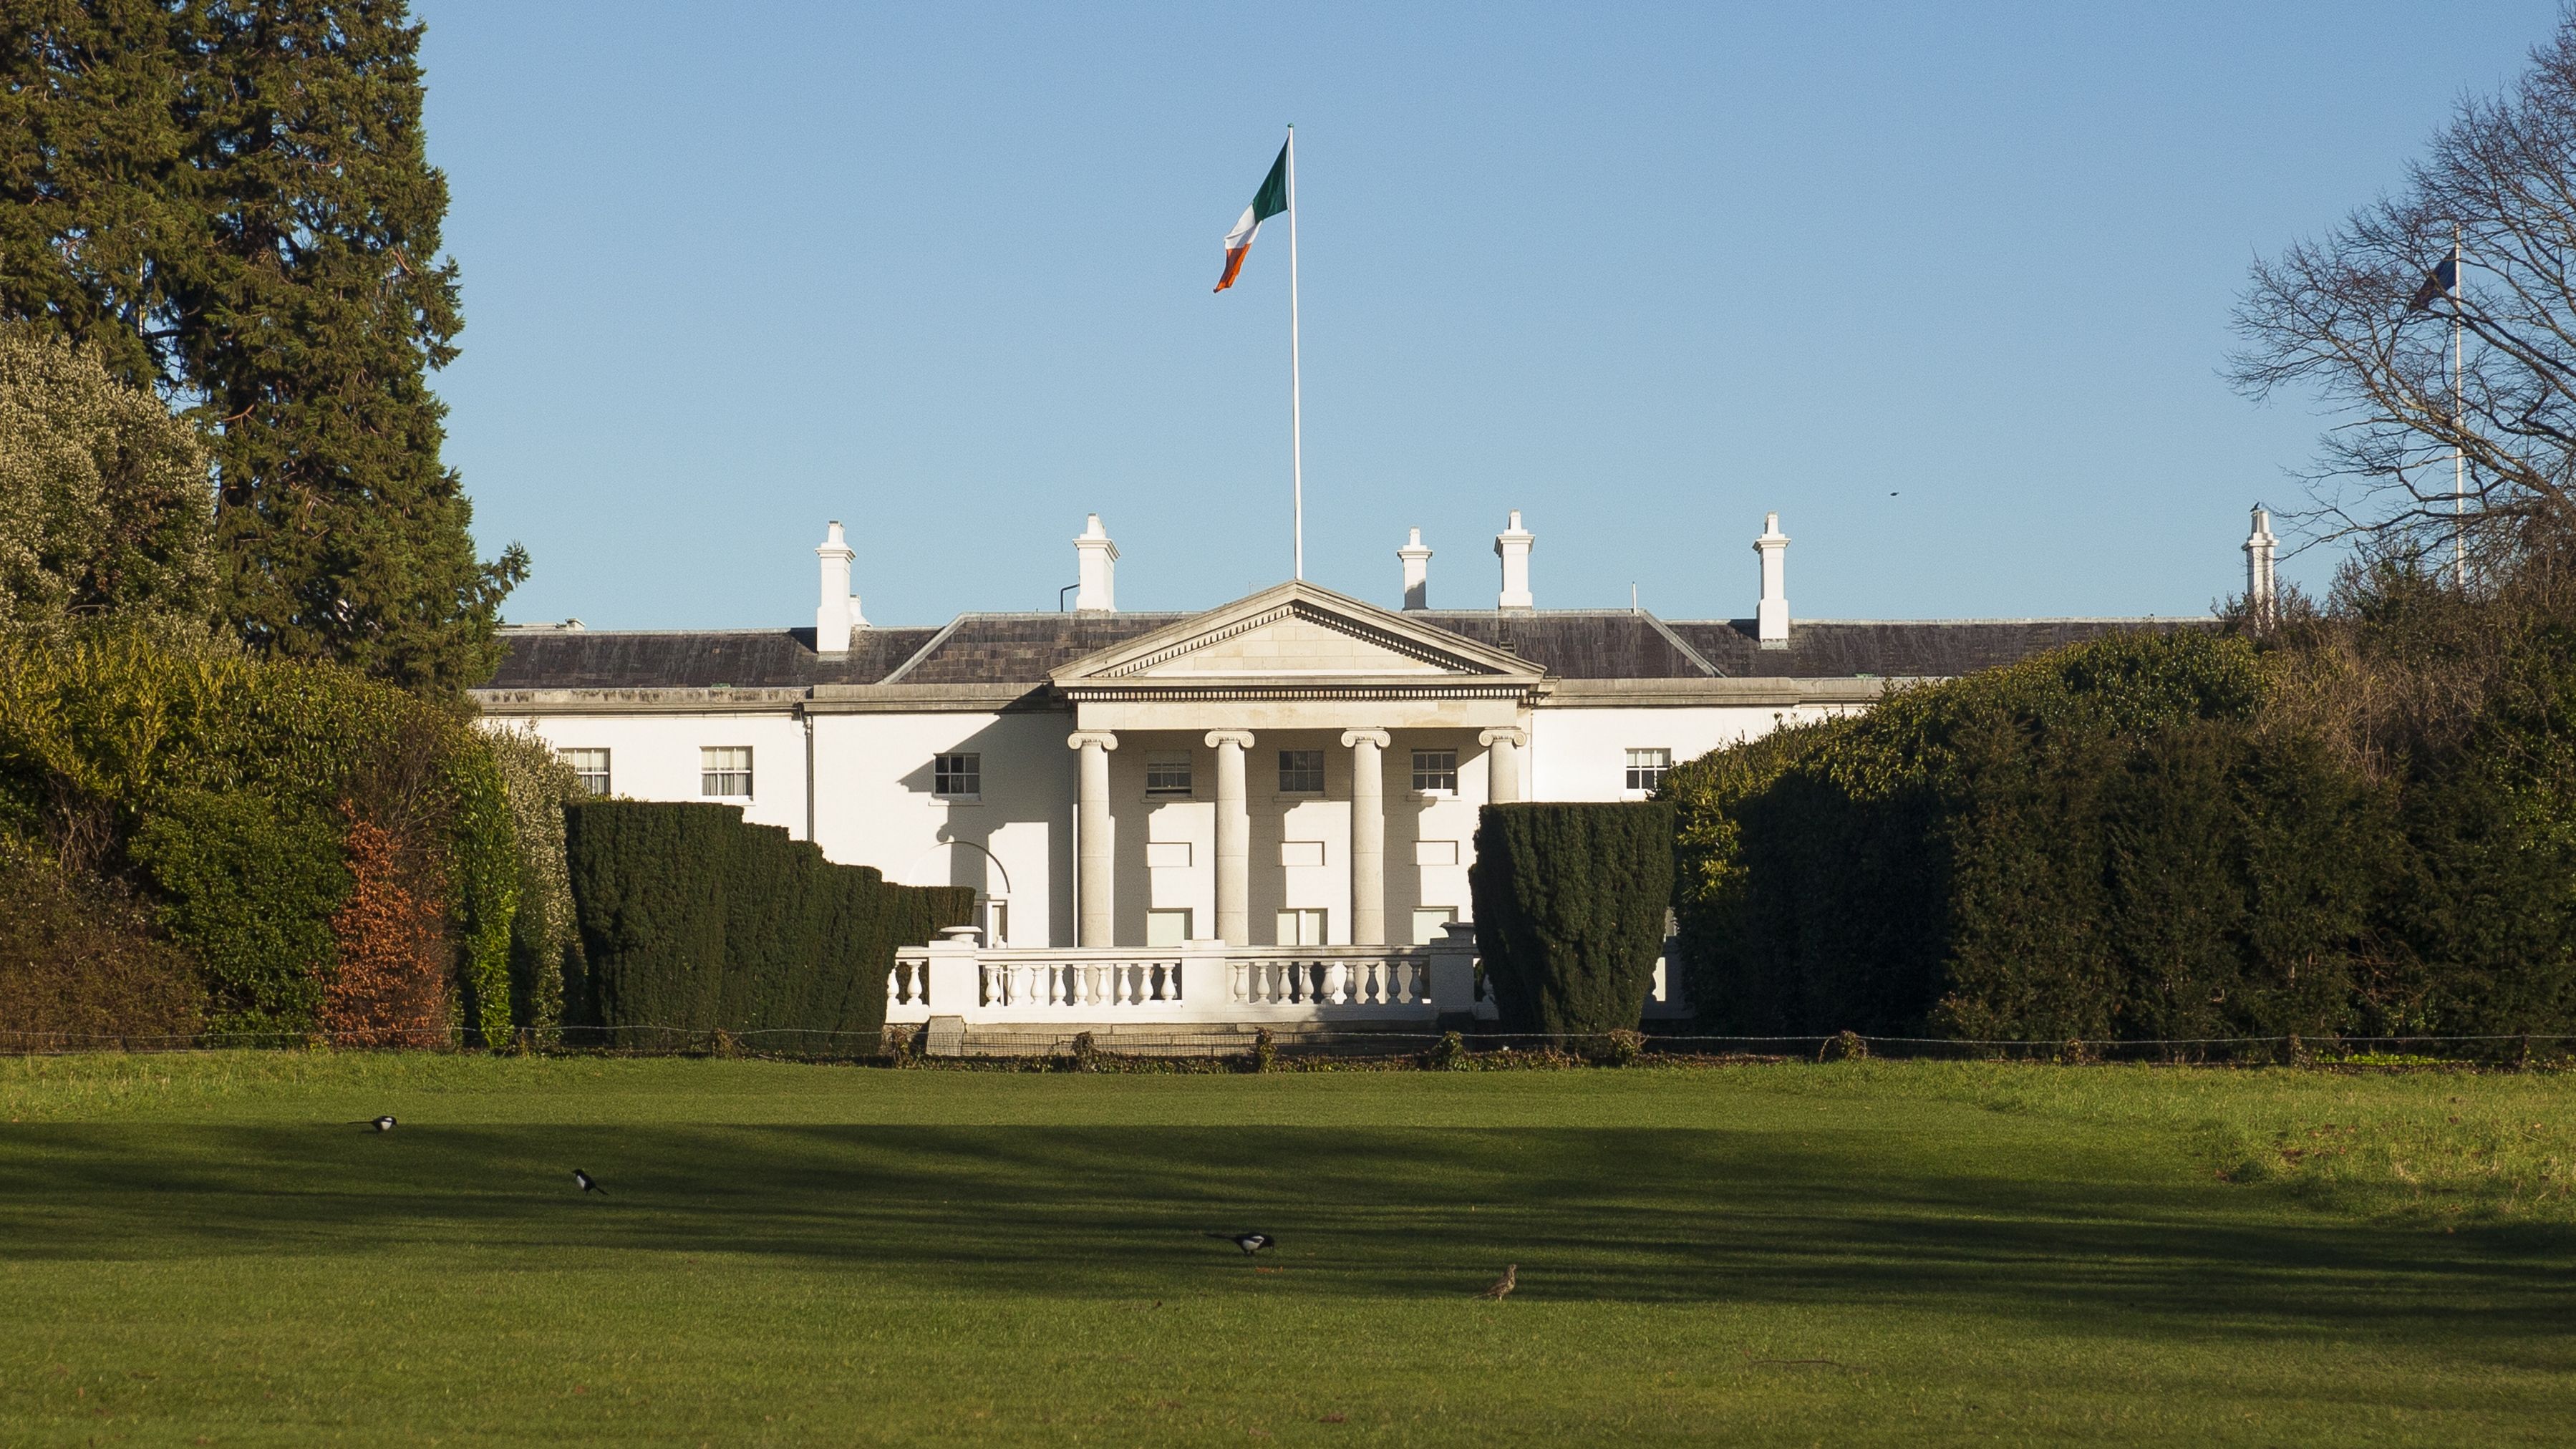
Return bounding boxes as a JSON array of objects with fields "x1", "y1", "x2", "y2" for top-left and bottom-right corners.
[
  {"x1": 2453, "y1": 224, "x2": 2465, "y2": 589},
  {"x1": 1287, "y1": 124, "x2": 1304, "y2": 581}
]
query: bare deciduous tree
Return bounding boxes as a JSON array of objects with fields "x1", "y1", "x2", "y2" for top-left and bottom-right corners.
[{"x1": 2232, "y1": 14, "x2": 2576, "y2": 573}]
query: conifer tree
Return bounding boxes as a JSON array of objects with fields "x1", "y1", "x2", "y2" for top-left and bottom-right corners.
[{"x1": 0, "y1": 1, "x2": 524, "y2": 693}]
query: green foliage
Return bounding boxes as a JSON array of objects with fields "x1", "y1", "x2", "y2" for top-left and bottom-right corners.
[
  {"x1": 0, "y1": 853, "x2": 205, "y2": 1047},
  {"x1": 1668, "y1": 628, "x2": 2402, "y2": 1047},
  {"x1": 0, "y1": 324, "x2": 214, "y2": 639},
  {"x1": 445, "y1": 742, "x2": 518, "y2": 1049},
  {"x1": 563, "y1": 800, "x2": 973, "y2": 1051},
  {"x1": 0, "y1": 2, "x2": 526, "y2": 693},
  {"x1": 1469, "y1": 801, "x2": 1675, "y2": 1035},
  {"x1": 485, "y1": 728, "x2": 581, "y2": 1047},
  {"x1": 130, "y1": 788, "x2": 347, "y2": 1036},
  {"x1": 0, "y1": 626, "x2": 495, "y2": 1040}
]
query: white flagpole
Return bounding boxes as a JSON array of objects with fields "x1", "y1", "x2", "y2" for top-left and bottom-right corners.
[
  {"x1": 1287, "y1": 125, "x2": 1304, "y2": 581},
  {"x1": 2453, "y1": 224, "x2": 2466, "y2": 589}
]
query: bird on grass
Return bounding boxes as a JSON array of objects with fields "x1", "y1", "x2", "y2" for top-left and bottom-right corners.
[
  {"x1": 573, "y1": 1168, "x2": 607, "y2": 1196},
  {"x1": 352, "y1": 1116, "x2": 397, "y2": 1132},
  {"x1": 1206, "y1": 1231, "x2": 1274, "y2": 1256},
  {"x1": 1478, "y1": 1265, "x2": 1518, "y2": 1300}
]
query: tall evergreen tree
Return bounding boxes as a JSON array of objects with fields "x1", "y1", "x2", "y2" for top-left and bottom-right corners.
[{"x1": 0, "y1": 1, "x2": 524, "y2": 693}]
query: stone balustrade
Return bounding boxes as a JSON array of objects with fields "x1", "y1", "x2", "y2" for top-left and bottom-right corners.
[{"x1": 887, "y1": 921, "x2": 1690, "y2": 1029}]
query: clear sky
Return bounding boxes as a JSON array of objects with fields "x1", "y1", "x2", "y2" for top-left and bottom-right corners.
[{"x1": 417, "y1": 0, "x2": 2562, "y2": 629}]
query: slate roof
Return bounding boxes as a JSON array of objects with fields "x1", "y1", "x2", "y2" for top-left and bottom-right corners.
[
  {"x1": 483, "y1": 627, "x2": 940, "y2": 690},
  {"x1": 886, "y1": 614, "x2": 1188, "y2": 684},
  {"x1": 1410, "y1": 611, "x2": 1715, "y2": 680},
  {"x1": 1664, "y1": 618, "x2": 2213, "y2": 679},
  {"x1": 483, "y1": 613, "x2": 2211, "y2": 691}
]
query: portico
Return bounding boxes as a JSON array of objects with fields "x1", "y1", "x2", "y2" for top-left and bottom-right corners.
[{"x1": 1050, "y1": 581, "x2": 1549, "y2": 949}]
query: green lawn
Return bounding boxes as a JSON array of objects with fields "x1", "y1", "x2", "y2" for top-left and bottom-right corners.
[{"x1": 3, "y1": 1055, "x2": 2572, "y2": 1445}]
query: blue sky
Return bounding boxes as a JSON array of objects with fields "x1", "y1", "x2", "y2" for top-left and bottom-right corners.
[{"x1": 418, "y1": 1, "x2": 2562, "y2": 629}]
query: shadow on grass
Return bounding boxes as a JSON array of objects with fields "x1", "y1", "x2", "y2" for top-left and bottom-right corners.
[{"x1": 3, "y1": 1123, "x2": 2570, "y2": 1352}]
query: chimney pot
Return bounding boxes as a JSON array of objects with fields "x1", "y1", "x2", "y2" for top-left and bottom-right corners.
[
  {"x1": 1753, "y1": 511, "x2": 1790, "y2": 648},
  {"x1": 1494, "y1": 511, "x2": 1536, "y2": 611},
  {"x1": 1398, "y1": 527, "x2": 1433, "y2": 610},
  {"x1": 815, "y1": 519, "x2": 863, "y2": 655},
  {"x1": 1074, "y1": 513, "x2": 1118, "y2": 611},
  {"x1": 2244, "y1": 504, "x2": 2279, "y2": 626}
]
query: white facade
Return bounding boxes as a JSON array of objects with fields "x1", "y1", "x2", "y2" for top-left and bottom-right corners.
[{"x1": 478, "y1": 511, "x2": 2183, "y2": 959}]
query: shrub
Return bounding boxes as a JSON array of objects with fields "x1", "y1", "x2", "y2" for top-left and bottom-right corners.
[
  {"x1": 1470, "y1": 801, "x2": 1675, "y2": 1035},
  {"x1": 563, "y1": 800, "x2": 972, "y2": 1051},
  {"x1": 321, "y1": 815, "x2": 450, "y2": 1047},
  {"x1": 0, "y1": 626, "x2": 503, "y2": 1042},
  {"x1": 1669, "y1": 627, "x2": 2421, "y2": 1051},
  {"x1": 130, "y1": 788, "x2": 348, "y2": 1037},
  {"x1": 487, "y1": 727, "x2": 581, "y2": 1046},
  {"x1": 444, "y1": 742, "x2": 518, "y2": 1047},
  {"x1": 0, "y1": 852, "x2": 205, "y2": 1047}
]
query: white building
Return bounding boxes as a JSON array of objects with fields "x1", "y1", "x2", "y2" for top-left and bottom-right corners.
[{"x1": 475, "y1": 510, "x2": 2255, "y2": 1041}]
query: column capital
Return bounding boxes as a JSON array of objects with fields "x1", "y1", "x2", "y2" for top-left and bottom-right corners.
[
  {"x1": 1478, "y1": 727, "x2": 1527, "y2": 747},
  {"x1": 1203, "y1": 730, "x2": 1255, "y2": 750},
  {"x1": 1066, "y1": 730, "x2": 1118, "y2": 752},
  {"x1": 1340, "y1": 728, "x2": 1392, "y2": 750}
]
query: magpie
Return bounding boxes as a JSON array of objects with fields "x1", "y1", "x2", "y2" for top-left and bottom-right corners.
[
  {"x1": 1206, "y1": 1231, "x2": 1274, "y2": 1256},
  {"x1": 573, "y1": 1168, "x2": 606, "y2": 1196},
  {"x1": 352, "y1": 1116, "x2": 397, "y2": 1132},
  {"x1": 1478, "y1": 1264, "x2": 1519, "y2": 1300}
]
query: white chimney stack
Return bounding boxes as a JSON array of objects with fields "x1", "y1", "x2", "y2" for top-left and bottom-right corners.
[
  {"x1": 1073, "y1": 513, "x2": 1118, "y2": 611},
  {"x1": 1754, "y1": 511, "x2": 1790, "y2": 648},
  {"x1": 2245, "y1": 504, "x2": 2278, "y2": 625},
  {"x1": 1398, "y1": 528, "x2": 1433, "y2": 610},
  {"x1": 815, "y1": 520, "x2": 865, "y2": 655},
  {"x1": 1494, "y1": 510, "x2": 1534, "y2": 611}
]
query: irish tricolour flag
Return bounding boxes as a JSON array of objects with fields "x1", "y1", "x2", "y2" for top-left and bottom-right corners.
[{"x1": 1214, "y1": 138, "x2": 1290, "y2": 293}]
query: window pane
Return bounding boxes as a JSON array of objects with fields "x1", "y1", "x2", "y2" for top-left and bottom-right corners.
[
  {"x1": 934, "y1": 752, "x2": 980, "y2": 797},
  {"x1": 702, "y1": 746, "x2": 752, "y2": 798},
  {"x1": 1275, "y1": 908, "x2": 1327, "y2": 946},
  {"x1": 1411, "y1": 749, "x2": 1458, "y2": 793},
  {"x1": 1277, "y1": 750, "x2": 1324, "y2": 793},
  {"x1": 1623, "y1": 747, "x2": 1672, "y2": 793},
  {"x1": 560, "y1": 748, "x2": 611, "y2": 796},
  {"x1": 1146, "y1": 752, "x2": 1193, "y2": 795}
]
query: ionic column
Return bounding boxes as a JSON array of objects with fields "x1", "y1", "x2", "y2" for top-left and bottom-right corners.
[
  {"x1": 1068, "y1": 730, "x2": 1118, "y2": 946},
  {"x1": 1479, "y1": 727, "x2": 1527, "y2": 804},
  {"x1": 1342, "y1": 728, "x2": 1391, "y2": 946},
  {"x1": 1204, "y1": 730, "x2": 1254, "y2": 946}
]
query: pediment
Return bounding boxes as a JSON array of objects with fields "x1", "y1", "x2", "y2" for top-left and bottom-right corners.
[{"x1": 1052, "y1": 581, "x2": 1544, "y2": 687}]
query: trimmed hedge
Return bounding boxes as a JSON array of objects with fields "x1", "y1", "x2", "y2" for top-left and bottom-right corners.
[
  {"x1": 1667, "y1": 627, "x2": 2435, "y2": 1047},
  {"x1": 1469, "y1": 801, "x2": 1675, "y2": 1034},
  {"x1": 562, "y1": 800, "x2": 973, "y2": 1051}
]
